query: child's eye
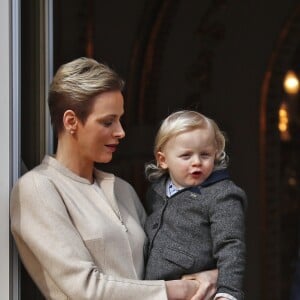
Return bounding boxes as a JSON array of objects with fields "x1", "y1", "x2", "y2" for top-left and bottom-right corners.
[
  {"x1": 180, "y1": 154, "x2": 191, "y2": 159},
  {"x1": 201, "y1": 152, "x2": 212, "y2": 158}
]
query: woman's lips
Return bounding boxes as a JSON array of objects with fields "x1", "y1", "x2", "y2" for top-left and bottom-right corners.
[{"x1": 105, "y1": 144, "x2": 118, "y2": 152}]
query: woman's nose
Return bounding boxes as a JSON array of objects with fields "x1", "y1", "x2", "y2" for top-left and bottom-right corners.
[{"x1": 114, "y1": 122, "x2": 125, "y2": 139}]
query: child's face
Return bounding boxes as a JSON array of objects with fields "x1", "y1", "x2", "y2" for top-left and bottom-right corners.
[{"x1": 157, "y1": 128, "x2": 216, "y2": 188}]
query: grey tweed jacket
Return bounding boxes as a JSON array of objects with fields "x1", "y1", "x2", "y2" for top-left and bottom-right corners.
[{"x1": 144, "y1": 169, "x2": 247, "y2": 300}]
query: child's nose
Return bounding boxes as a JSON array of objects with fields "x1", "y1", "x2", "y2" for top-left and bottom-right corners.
[{"x1": 192, "y1": 156, "x2": 202, "y2": 165}]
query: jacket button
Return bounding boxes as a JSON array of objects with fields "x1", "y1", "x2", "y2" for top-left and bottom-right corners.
[{"x1": 152, "y1": 223, "x2": 159, "y2": 229}]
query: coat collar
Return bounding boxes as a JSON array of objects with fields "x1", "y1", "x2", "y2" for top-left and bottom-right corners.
[
  {"x1": 201, "y1": 168, "x2": 230, "y2": 187},
  {"x1": 152, "y1": 168, "x2": 230, "y2": 197},
  {"x1": 43, "y1": 155, "x2": 115, "y2": 184}
]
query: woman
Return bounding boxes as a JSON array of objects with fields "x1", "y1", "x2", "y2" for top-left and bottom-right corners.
[{"x1": 10, "y1": 57, "x2": 217, "y2": 300}]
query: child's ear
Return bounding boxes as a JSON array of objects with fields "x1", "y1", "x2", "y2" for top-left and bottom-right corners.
[{"x1": 157, "y1": 151, "x2": 168, "y2": 169}]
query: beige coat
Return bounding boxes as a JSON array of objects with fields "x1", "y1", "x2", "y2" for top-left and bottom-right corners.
[{"x1": 10, "y1": 156, "x2": 167, "y2": 300}]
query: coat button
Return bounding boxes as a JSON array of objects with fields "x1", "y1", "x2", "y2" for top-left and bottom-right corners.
[{"x1": 152, "y1": 223, "x2": 159, "y2": 229}]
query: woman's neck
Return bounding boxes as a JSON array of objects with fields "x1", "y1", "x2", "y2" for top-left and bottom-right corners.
[{"x1": 55, "y1": 138, "x2": 94, "y2": 183}]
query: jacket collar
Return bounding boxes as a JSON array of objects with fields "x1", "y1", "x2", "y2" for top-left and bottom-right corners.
[
  {"x1": 43, "y1": 155, "x2": 115, "y2": 185},
  {"x1": 152, "y1": 168, "x2": 230, "y2": 197},
  {"x1": 201, "y1": 168, "x2": 230, "y2": 187}
]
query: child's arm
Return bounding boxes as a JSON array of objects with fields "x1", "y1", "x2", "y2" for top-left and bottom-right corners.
[{"x1": 209, "y1": 183, "x2": 247, "y2": 300}]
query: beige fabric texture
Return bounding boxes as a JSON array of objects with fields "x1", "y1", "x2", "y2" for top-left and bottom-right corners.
[{"x1": 10, "y1": 155, "x2": 167, "y2": 300}]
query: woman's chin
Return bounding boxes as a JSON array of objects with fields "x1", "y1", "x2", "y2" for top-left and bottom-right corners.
[{"x1": 96, "y1": 155, "x2": 113, "y2": 164}]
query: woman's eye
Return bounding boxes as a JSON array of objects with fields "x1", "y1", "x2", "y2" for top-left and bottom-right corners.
[{"x1": 102, "y1": 120, "x2": 113, "y2": 127}]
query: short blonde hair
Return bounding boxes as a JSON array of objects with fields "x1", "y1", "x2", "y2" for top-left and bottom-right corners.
[
  {"x1": 48, "y1": 57, "x2": 124, "y2": 135},
  {"x1": 145, "y1": 110, "x2": 228, "y2": 181}
]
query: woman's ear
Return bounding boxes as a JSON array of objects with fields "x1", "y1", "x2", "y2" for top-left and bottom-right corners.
[
  {"x1": 63, "y1": 110, "x2": 78, "y2": 133},
  {"x1": 157, "y1": 151, "x2": 168, "y2": 169}
]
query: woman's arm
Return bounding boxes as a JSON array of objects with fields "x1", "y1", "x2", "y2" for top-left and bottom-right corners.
[
  {"x1": 182, "y1": 269, "x2": 218, "y2": 300},
  {"x1": 166, "y1": 280, "x2": 199, "y2": 300}
]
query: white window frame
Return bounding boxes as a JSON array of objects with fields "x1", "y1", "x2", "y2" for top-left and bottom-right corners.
[
  {"x1": 0, "y1": 0, "x2": 17, "y2": 299},
  {"x1": 11, "y1": 0, "x2": 21, "y2": 298},
  {"x1": 0, "y1": 0, "x2": 53, "y2": 299}
]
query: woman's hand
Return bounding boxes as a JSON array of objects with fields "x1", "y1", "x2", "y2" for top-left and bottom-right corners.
[
  {"x1": 182, "y1": 269, "x2": 218, "y2": 300},
  {"x1": 165, "y1": 279, "x2": 199, "y2": 300}
]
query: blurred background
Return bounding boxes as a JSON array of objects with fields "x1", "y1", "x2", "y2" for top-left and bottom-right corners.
[{"x1": 20, "y1": 0, "x2": 300, "y2": 299}]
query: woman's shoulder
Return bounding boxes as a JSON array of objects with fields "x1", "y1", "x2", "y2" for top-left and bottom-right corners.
[
  {"x1": 13, "y1": 164, "x2": 47, "y2": 188},
  {"x1": 11, "y1": 161, "x2": 60, "y2": 205}
]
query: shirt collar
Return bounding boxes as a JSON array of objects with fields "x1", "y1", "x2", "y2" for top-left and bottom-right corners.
[{"x1": 166, "y1": 178, "x2": 183, "y2": 197}]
